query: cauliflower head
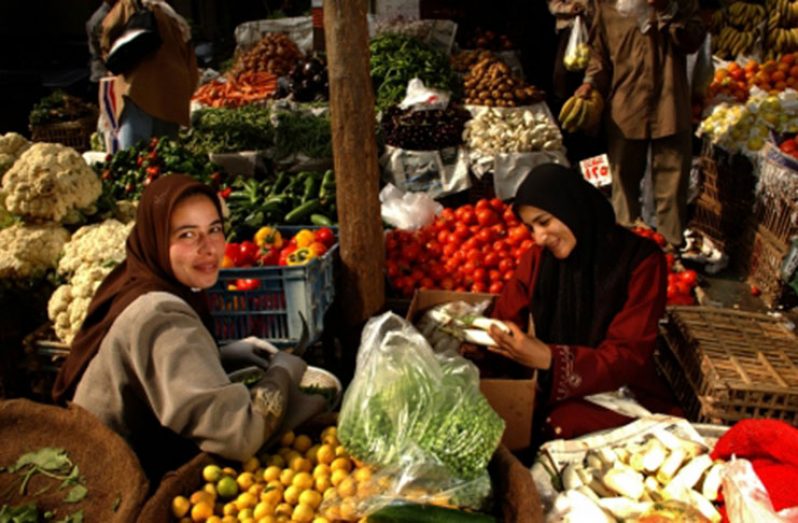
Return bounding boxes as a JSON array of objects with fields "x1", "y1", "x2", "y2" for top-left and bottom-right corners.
[
  {"x1": 0, "y1": 132, "x2": 31, "y2": 175},
  {"x1": 48, "y1": 264, "x2": 114, "y2": 344},
  {"x1": 2, "y1": 143, "x2": 102, "y2": 222},
  {"x1": 58, "y1": 219, "x2": 134, "y2": 276},
  {"x1": 0, "y1": 223, "x2": 70, "y2": 280}
]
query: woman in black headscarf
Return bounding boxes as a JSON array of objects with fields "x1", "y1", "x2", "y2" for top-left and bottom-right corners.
[{"x1": 489, "y1": 164, "x2": 680, "y2": 441}]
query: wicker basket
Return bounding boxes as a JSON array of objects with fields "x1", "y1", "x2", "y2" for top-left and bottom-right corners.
[
  {"x1": 754, "y1": 145, "x2": 798, "y2": 244},
  {"x1": 30, "y1": 113, "x2": 97, "y2": 152},
  {"x1": 657, "y1": 306, "x2": 798, "y2": 425},
  {"x1": 747, "y1": 225, "x2": 790, "y2": 308}
]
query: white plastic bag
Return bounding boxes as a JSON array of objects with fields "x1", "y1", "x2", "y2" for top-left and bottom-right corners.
[
  {"x1": 398, "y1": 78, "x2": 451, "y2": 111},
  {"x1": 563, "y1": 16, "x2": 589, "y2": 72},
  {"x1": 380, "y1": 183, "x2": 442, "y2": 231},
  {"x1": 722, "y1": 459, "x2": 798, "y2": 523}
]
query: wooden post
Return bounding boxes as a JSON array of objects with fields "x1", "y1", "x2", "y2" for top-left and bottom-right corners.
[{"x1": 324, "y1": 0, "x2": 385, "y2": 326}]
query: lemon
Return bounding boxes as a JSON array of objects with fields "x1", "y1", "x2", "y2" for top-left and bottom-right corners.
[
  {"x1": 190, "y1": 490, "x2": 215, "y2": 506},
  {"x1": 171, "y1": 496, "x2": 191, "y2": 518},
  {"x1": 284, "y1": 451, "x2": 302, "y2": 465},
  {"x1": 236, "y1": 507, "x2": 254, "y2": 520},
  {"x1": 298, "y1": 489, "x2": 322, "y2": 510},
  {"x1": 330, "y1": 457, "x2": 352, "y2": 473},
  {"x1": 280, "y1": 431, "x2": 296, "y2": 447},
  {"x1": 222, "y1": 502, "x2": 238, "y2": 516},
  {"x1": 203, "y1": 464, "x2": 223, "y2": 483},
  {"x1": 337, "y1": 477, "x2": 356, "y2": 497},
  {"x1": 247, "y1": 483, "x2": 264, "y2": 497},
  {"x1": 283, "y1": 485, "x2": 303, "y2": 505},
  {"x1": 323, "y1": 505, "x2": 341, "y2": 520},
  {"x1": 312, "y1": 517, "x2": 330, "y2": 523},
  {"x1": 260, "y1": 486, "x2": 283, "y2": 506},
  {"x1": 292, "y1": 503, "x2": 315, "y2": 522},
  {"x1": 190, "y1": 501, "x2": 214, "y2": 522},
  {"x1": 293, "y1": 434, "x2": 313, "y2": 453},
  {"x1": 221, "y1": 517, "x2": 237, "y2": 523},
  {"x1": 234, "y1": 492, "x2": 258, "y2": 511},
  {"x1": 217, "y1": 476, "x2": 239, "y2": 499},
  {"x1": 320, "y1": 426, "x2": 336, "y2": 439},
  {"x1": 315, "y1": 445, "x2": 335, "y2": 465},
  {"x1": 322, "y1": 488, "x2": 337, "y2": 502},
  {"x1": 258, "y1": 517, "x2": 277, "y2": 523},
  {"x1": 236, "y1": 472, "x2": 256, "y2": 491},
  {"x1": 253, "y1": 501, "x2": 275, "y2": 519},
  {"x1": 353, "y1": 467, "x2": 372, "y2": 483},
  {"x1": 203, "y1": 482, "x2": 217, "y2": 498},
  {"x1": 304, "y1": 444, "x2": 321, "y2": 463},
  {"x1": 321, "y1": 433, "x2": 339, "y2": 447},
  {"x1": 279, "y1": 468, "x2": 295, "y2": 486},
  {"x1": 266, "y1": 455, "x2": 285, "y2": 468},
  {"x1": 206, "y1": 517, "x2": 223, "y2": 523},
  {"x1": 275, "y1": 502, "x2": 293, "y2": 517},
  {"x1": 292, "y1": 471, "x2": 314, "y2": 490},
  {"x1": 312, "y1": 464, "x2": 331, "y2": 478},
  {"x1": 314, "y1": 475, "x2": 332, "y2": 493},
  {"x1": 262, "y1": 465, "x2": 281, "y2": 483},
  {"x1": 330, "y1": 469, "x2": 348, "y2": 487},
  {"x1": 290, "y1": 457, "x2": 313, "y2": 474},
  {"x1": 334, "y1": 446, "x2": 347, "y2": 457},
  {"x1": 241, "y1": 456, "x2": 260, "y2": 473},
  {"x1": 265, "y1": 480, "x2": 283, "y2": 491},
  {"x1": 222, "y1": 467, "x2": 238, "y2": 477},
  {"x1": 339, "y1": 497, "x2": 358, "y2": 520}
]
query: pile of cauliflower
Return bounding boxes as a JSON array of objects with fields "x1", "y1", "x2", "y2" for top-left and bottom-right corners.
[
  {"x1": 48, "y1": 219, "x2": 134, "y2": 345},
  {"x1": 0, "y1": 224, "x2": 70, "y2": 280},
  {"x1": 0, "y1": 132, "x2": 31, "y2": 175}
]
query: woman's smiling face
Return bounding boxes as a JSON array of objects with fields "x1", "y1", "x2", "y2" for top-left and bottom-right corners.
[
  {"x1": 517, "y1": 205, "x2": 577, "y2": 259},
  {"x1": 168, "y1": 194, "x2": 225, "y2": 289}
]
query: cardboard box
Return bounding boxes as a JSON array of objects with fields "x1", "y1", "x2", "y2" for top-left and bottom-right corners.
[{"x1": 406, "y1": 289, "x2": 537, "y2": 451}]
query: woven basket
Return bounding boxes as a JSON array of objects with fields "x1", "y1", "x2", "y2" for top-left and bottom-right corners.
[
  {"x1": 747, "y1": 226, "x2": 790, "y2": 308},
  {"x1": 657, "y1": 306, "x2": 798, "y2": 425},
  {"x1": 30, "y1": 113, "x2": 97, "y2": 152},
  {"x1": 754, "y1": 146, "x2": 798, "y2": 244}
]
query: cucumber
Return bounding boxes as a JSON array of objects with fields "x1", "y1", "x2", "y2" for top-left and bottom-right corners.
[
  {"x1": 302, "y1": 175, "x2": 320, "y2": 204},
  {"x1": 367, "y1": 502, "x2": 496, "y2": 523},
  {"x1": 284, "y1": 199, "x2": 322, "y2": 224},
  {"x1": 310, "y1": 213, "x2": 334, "y2": 226},
  {"x1": 269, "y1": 172, "x2": 288, "y2": 197}
]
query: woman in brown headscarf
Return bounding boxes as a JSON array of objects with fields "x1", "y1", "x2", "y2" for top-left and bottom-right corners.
[{"x1": 53, "y1": 175, "x2": 324, "y2": 483}]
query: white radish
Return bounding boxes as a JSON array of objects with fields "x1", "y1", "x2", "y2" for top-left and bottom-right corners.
[
  {"x1": 701, "y1": 462, "x2": 725, "y2": 501},
  {"x1": 603, "y1": 464, "x2": 645, "y2": 500},
  {"x1": 665, "y1": 454, "x2": 713, "y2": 494},
  {"x1": 597, "y1": 497, "x2": 652, "y2": 519},
  {"x1": 657, "y1": 447, "x2": 687, "y2": 484}
]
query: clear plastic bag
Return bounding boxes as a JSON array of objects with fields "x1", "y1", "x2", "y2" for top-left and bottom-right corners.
[
  {"x1": 379, "y1": 183, "x2": 443, "y2": 231},
  {"x1": 329, "y1": 312, "x2": 505, "y2": 518},
  {"x1": 563, "y1": 16, "x2": 590, "y2": 72},
  {"x1": 722, "y1": 458, "x2": 798, "y2": 523}
]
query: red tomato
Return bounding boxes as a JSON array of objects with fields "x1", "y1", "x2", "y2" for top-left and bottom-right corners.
[
  {"x1": 466, "y1": 249, "x2": 482, "y2": 263},
  {"x1": 472, "y1": 267, "x2": 487, "y2": 283},
  {"x1": 425, "y1": 240, "x2": 442, "y2": 256},
  {"x1": 476, "y1": 209, "x2": 499, "y2": 227},
  {"x1": 489, "y1": 281, "x2": 504, "y2": 294},
  {"x1": 455, "y1": 206, "x2": 476, "y2": 225},
  {"x1": 475, "y1": 199, "x2": 491, "y2": 211},
  {"x1": 675, "y1": 281, "x2": 692, "y2": 296},
  {"x1": 666, "y1": 283, "x2": 677, "y2": 299},
  {"x1": 420, "y1": 277, "x2": 435, "y2": 289},
  {"x1": 508, "y1": 225, "x2": 529, "y2": 246},
  {"x1": 401, "y1": 242, "x2": 421, "y2": 262},
  {"x1": 519, "y1": 239, "x2": 535, "y2": 253},
  {"x1": 502, "y1": 208, "x2": 518, "y2": 225},
  {"x1": 442, "y1": 243, "x2": 458, "y2": 258},
  {"x1": 489, "y1": 269, "x2": 502, "y2": 282},
  {"x1": 483, "y1": 252, "x2": 499, "y2": 268},
  {"x1": 491, "y1": 224, "x2": 507, "y2": 238},
  {"x1": 502, "y1": 271, "x2": 514, "y2": 282},
  {"x1": 454, "y1": 223, "x2": 470, "y2": 240},
  {"x1": 386, "y1": 260, "x2": 400, "y2": 278},
  {"x1": 437, "y1": 230, "x2": 449, "y2": 244},
  {"x1": 313, "y1": 227, "x2": 336, "y2": 247},
  {"x1": 463, "y1": 237, "x2": 479, "y2": 251},
  {"x1": 471, "y1": 281, "x2": 487, "y2": 293},
  {"x1": 489, "y1": 198, "x2": 505, "y2": 211},
  {"x1": 498, "y1": 258, "x2": 514, "y2": 273},
  {"x1": 385, "y1": 235, "x2": 398, "y2": 252},
  {"x1": 678, "y1": 269, "x2": 698, "y2": 287},
  {"x1": 440, "y1": 277, "x2": 455, "y2": 290},
  {"x1": 477, "y1": 228, "x2": 494, "y2": 244},
  {"x1": 444, "y1": 258, "x2": 460, "y2": 273},
  {"x1": 439, "y1": 208, "x2": 455, "y2": 222},
  {"x1": 462, "y1": 260, "x2": 477, "y2": 275}
]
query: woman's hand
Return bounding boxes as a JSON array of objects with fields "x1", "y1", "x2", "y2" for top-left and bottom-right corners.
[
  {"x1": 487, "y1": 321, "x2": 552, "y2": 370},
  {"x1": 575, "y1": 83, "x2": 593, "y2": 99}
]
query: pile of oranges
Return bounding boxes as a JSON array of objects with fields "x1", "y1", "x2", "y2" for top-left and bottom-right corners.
[{"x1": 707, "y1": 53, "x2": 798, "y2": 103}]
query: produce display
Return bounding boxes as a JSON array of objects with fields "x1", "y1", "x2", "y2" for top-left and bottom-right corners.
[
  {"x1": 384, "y1": 199, "x2": 535, "y2": 296},
  {"x1": 464, "y1": 107, "x2": 563, "y2": 154},
  {"x1": 225, "y1": 171, "x2": 336, "y2": 240},
  {"x1": 630, "y1": 226, "x2": 698, "y2": 306},
  {"x1": 228, "y1": 32, "x2": 303, "y2": 78},
  {"x1": 370, "y1": 34, "x2": 461, "y2": 111},
  {"x1": 286, "y1": 55, "x2": 329, "y2": 102},
  {"x1": 192, "y1": 71, "x2": 278, "y2": 108},
  {"x1": 0, "y1": 223, "x2": 70, "y2": 280},
  {"x1": 0, "y1": 132, "x2": 31, "y2": 175},
  {"x1": 559, "y1": 91, "x2": 604, "y2": 133},
  {"x1": 170, "y1": 425, "x2": 374, "y2": 522},
  {"x1": 98, "y1": 137, "x2": 226, "y2": 200},
  {"x1": 181, "y1": 106, "x2": 274, "y2": 155},
  {"x1": 462, "y1": 51, "x2": 545, "y2": 107},
  {"x1": 706, "y1": 56, "x2": 798, "y2": 105},
  {"x1": 272, "y1": 109, "x2": 333, "y2": 161},
  {"x1": 223, "y1": 226, "x2": 336, "y2": 277},
  {"x1": 28, "y1": 90, "x2": 96, "y2": 126},
  {"x1": 2, "y1": 143, "x2": 102, "y2": 223},
  {"x1": 766, "y1": 0, "x2": 798, "y2": 56},
  {"x1": 380, "y1": 105, "x2": 472, "y2": 150},
  {"x1": 451, "y1": 50, "x2": 493, "y2": 73},
  {"x1": 709, "y1": 1, "x2": 764, "y2": 59},
  {"x1": 542, "y1": 430, "x2": 723, "y2": 522}
]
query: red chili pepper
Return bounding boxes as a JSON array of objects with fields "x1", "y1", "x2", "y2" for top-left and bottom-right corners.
[
  {"x1": 219, "y1": 187, "x2": 232, "y2": 200},
  {"x1": 234, "y1": 278, "x2": 260, "y2": 291},
  {"x1": 146, "y1": 165, "x2": 160, "y2": 176}
]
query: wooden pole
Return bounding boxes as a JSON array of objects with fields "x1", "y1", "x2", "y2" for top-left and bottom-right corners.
[{"x1": 324, "y1": 0, "x2": 385, "y2": 326}]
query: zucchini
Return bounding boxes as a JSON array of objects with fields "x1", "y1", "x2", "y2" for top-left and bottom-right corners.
[
  {"x1": 302, "y1": 175, "x2": 319, "y2": 204},
  {"x1": 368, "y1": 502, "x2": 496, "y2": 523},
  {"x1": 310, "y1": 213, "x2": 334, "y2": 226},
  {"x1": 269, "y1": 172, "x2": 288, "y2": 197},
  {"x1": 284, "y1": 199, "x2": 322, "y2": 224}
]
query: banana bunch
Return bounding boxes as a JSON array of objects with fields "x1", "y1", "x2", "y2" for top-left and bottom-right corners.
[
  {"x1": 727, "y1": 1, "x2": 766, "y2": 28},
  {"x1": 713, "y1": 26, "x2": 757, "y2": 58},
  {"x1": 770, "y1": 0, "x2": 798, "y2": 25},
  {"x1": 559, "y1": 90, "x2": 604, "y2": 133},
  {"x1": 768, "y1": 27, "x2": 798, "y2": 53},
  {"x1": 709, "y1": 10, "x2": 726, "y2": 33}
]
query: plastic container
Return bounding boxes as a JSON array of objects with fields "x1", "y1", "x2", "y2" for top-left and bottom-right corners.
[{"x1": 207, "y1": 226, "x2": 337, "y2": 346}]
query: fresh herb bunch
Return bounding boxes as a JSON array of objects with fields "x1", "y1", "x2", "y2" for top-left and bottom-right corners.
[
  {"x1": 381, "y1": 105, "x2": 472, "y2": 150},
  {"x1": 272, "y1": 110, "x2": 332, "y2": 160},
  {"x1": 181, "y1": 105, "x2": 274, "y2": 155},
  {"x1": 29, "y1": 91, "x2": 96, "y2": 126},
  {"x1": 97, "y1": 137, "x2": 226, "y2": 200},
  {"x1": 369, "y1": 34, "x2": 461, "y2": 111}
]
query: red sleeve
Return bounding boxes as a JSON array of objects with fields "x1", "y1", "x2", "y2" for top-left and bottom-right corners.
[
  {"x1": 549, "y1": 251, "x2": 667, "y2": 402},
  {"x1": 491, "y1": 246, "x2": 543, "y2": 331}
]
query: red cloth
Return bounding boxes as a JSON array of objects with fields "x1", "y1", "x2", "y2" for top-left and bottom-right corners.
[
  {"x1": 711, "y1": 419, "x2": 798, "y2": 512},
  {"x1": 493, "y1": 245, "x2": 681, "y2": 439}
]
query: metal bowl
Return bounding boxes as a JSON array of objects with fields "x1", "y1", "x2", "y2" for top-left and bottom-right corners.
[{"x1": 227, "y1": 365, "x2": 342, "y2": 410}]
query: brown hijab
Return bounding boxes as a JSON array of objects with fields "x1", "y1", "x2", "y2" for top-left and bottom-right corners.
[{"x1": 52, "y1": 174, "x2": 222, "y2": 404}]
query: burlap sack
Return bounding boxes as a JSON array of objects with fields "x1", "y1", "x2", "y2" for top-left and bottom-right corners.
[{"x1": 0, "y1": 398, "x2": 148, "y2": 522}]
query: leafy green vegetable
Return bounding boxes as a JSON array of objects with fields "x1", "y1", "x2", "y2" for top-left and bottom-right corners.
[
  {"x1": 272, "y1": 110, "x2": 332, "y2": 160},
  {"x1": 0, "y1": 503, "x2": 40, "y2": 523},
  {"x1": 63, "y1": 485, "x2": 87, "y2": 504},
  {"x1": 9, "y1": 448, "x2": 71, "y2": 475},
  {"x1": 181, "y1": 105, "x2": 274, "y2": 155},
  {"x1": 29, "y1": 91, "x2": 95, "y2": 126}
]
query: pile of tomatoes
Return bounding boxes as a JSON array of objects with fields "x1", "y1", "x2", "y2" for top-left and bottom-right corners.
[{"x1": 385, "y1": 199, "x2": 535, "y2": 297}]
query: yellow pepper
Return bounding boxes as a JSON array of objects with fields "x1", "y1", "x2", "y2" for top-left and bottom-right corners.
[
  {"x1": 286, "y1": 247, "x2": 318, "y2": 266},
  {"x1": 293, "y1": 229, "x2": 316, "y2": 248},
  {"x1": 254, "y1": 226, "x2": 283, "y2": 249}
]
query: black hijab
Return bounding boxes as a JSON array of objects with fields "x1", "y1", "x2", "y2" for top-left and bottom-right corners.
[{"x1": 513, "y1": 164, "x2": 659, "y2": 347}]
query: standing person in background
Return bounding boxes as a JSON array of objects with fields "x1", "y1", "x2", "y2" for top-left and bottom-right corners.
[
  {"x1": 86, "y1": 0, "x2": 116, "y2": 85},
  {"x1": 101, "y1": 0, "x2": 199, "y2": 150},
  {"x1": 575, "y1": 0, "x2": 705, "y2": 248}
]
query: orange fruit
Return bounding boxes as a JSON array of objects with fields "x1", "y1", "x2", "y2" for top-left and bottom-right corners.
[
  {"x1": 781, "y1": 53, "x2": 795, "y2": 65},
  {"x1": 772, "y1": 70, "x2": 786, "y2": 82},
  {"x1": 775, "y1": 80, "x2": 788, "y2": 91},
  {"x1": 790, "y1": 65, "x2": 798, "y2": 78}
]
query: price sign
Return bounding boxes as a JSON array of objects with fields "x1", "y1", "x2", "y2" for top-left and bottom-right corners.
[{"x1": 579, "y1": 154, "x2": 612, "y2": 188}]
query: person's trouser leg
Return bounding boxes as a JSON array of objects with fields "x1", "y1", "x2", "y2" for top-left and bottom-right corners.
[
  {"x1": 651, "y1": 131, "x2": 692, "y2": 246},
  {"x1": 606, "y1": 123, "x2": 649, "y2": 226},
  {"x1": 116, "y1": 98, "x2": 154, "y2": 151}
]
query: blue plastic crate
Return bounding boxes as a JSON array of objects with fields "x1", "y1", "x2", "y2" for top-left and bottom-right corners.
[{"x1": 208, "y1": 227, "x2": 337, "y2": 346}]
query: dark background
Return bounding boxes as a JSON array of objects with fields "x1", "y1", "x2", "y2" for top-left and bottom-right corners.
[{"x1": 0, "y1": 0, "x2": 558, "y2": 136}]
